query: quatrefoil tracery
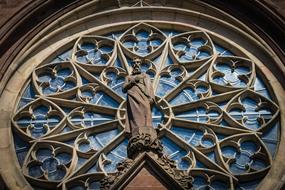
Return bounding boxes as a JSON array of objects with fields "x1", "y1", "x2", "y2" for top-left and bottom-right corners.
[
  {"x1": 13, "y1": 23, "x2": 280, "y2": 190},
  {"x1": 73, "y1": 36, "x2": 115, "y2": 66}
]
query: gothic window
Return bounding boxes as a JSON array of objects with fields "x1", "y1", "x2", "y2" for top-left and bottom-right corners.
[{"x1": 12, "y1": 22, "x2": 280, "y2": 190}]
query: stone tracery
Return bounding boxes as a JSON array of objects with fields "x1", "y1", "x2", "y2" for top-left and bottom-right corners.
[{"x1": 12, "y1": 22, "x2": 280, "y2": 190}]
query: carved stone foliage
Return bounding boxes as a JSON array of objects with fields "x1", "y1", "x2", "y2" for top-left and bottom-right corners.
[
  {"x1": 127, "y1": 127, "x2": 163, "y2": 159},
  {"x1": 13, "y1": 22, "x2": 280, "y2": 190}
]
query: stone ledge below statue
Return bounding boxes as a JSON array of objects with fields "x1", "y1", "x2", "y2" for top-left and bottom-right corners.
[{"x1": 127, "y1": 126, "x2": 163, "y2": 159}]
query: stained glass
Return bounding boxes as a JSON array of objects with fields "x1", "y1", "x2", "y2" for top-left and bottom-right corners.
[{"x1": 12, "y1": 23, "x2": 280, "y2": 190}]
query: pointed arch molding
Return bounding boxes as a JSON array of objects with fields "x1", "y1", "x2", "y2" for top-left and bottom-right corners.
[{"x1": 0, "y1": 0, "x2": 284, "y2": 190}]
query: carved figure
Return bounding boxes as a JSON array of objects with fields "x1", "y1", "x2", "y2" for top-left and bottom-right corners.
[{"x1": 122, "y1": 58, "x2": 155, "y2": 135}]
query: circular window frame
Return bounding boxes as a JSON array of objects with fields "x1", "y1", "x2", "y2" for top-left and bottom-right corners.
[{"x1": 0, "y1": 3, "x2": 284, "y2": 190}]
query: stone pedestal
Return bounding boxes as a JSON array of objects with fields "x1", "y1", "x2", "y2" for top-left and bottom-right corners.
[{"x1": 127, "y1": 126, "x2": 163, "y2": 159}]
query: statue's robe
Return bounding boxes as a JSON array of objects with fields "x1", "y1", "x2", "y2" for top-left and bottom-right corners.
[{"x1": 123, "y1": 73, "x2": 155, "y2": 135}]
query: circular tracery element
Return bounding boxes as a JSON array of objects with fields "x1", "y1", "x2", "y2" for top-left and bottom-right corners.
[{"x1": 13, "y1": 22, "x2": 280, "y2": 190}]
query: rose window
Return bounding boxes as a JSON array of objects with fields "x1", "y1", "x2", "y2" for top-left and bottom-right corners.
[{"x1": 13, "y1": 23, "x2": 280, "y2": 190}]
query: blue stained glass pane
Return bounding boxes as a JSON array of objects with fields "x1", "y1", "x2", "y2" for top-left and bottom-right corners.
[
  {"x1": 92, "y1": 129, "x2": 120, "y2": 148},
  {"x1": 169, "y1": 91, "x2": 190, "y2": 106},
  {"x1": 162, "y1": 30, "x2": 180, "y2": 37},
  {"x1": 77, "y1": 55, "x2": 88, "y2": 63},
  {"x1": 56, "y1": 152, "x2": 72, "y2": 165},
  {"x1": 123, "y1": 41, "x2": 136, "y2": 48},
  {"x1": 240, "y1": 141, "x2": 258, "y2": 153},
  {"x1": 152, "y1": 105, "x2": 164, "y2": 128},
  {"x1": 195, "y1": 160, "x2": 206, "y2": 168},
  {"x1": 176, "y1": 107, "x2": 219, "y2": 123},
  {"x1": 201, "y1": 138, "x2": 214, "y2": 148},
  {"x1": 81, "y1": 42, "x2": 96, "y2": 50},
  {"x1": 191, "y1": 38, "x2": 205, "y2": 47},
  {"x1": 197, "y1": 51, "x2": 211, "y2": 59},
  {"x1": 136, "y1": 30, "x2": 149, "y2": 39},
  {"x1": 161, "y1": 137, "x2": 189, "y2": 170},
  {"x1": 69, "y1": 186, "x2": 85, "y2": 190},
  {"x1": 171, "y1": 126, "x2": 203, "y2": 147},
  {"x1": 165, "y1": 55, "x2": 173, "y2": 66},
  {"x1": 193, "y1": 176, "x2": 207, "y2": 187},
  {"x1": 17, "y1": 116, "x2": 32, "y2": 128},
  {"x1": 89, "y1": 91, "x2": 119, "y2": 108},
  {"x1": 89, "y1": 181, "x2": 101, "y2": 189},
  {"x1": 78, "y1": 142, "x2": 91, "y2": 152},
  {"x1": 221, "y1": 146, "x2": 237, "y2": 158},
  {"x1": 42, "y1": 157, "x2": 59, "y2": 171},
  {"x1": 71, "y1": 112, "x2": 114, "y2": 127},
  {"x1": 230, "y1": 163, "x2": 246, "y2": 174},
  {"x1": 50, "y1": 77, "x2": 65, "y2": 87},
  {"x1": 254, "y1": 74, "x2": 272, "y2": 99},
  {"x1": 156, "y1": 79, "x2": 176, "y2": 97},
  {"x1": 169, "y1": 87, "x2": 199, "y2": 106},
  {"x1": 29, "y1": 165, "x2": 43, "y2": 178},
  {"x1": 36, "y1": 148, "x2": 52, "y2": 161},
  {"x1": 206, "y1": 151, "x2": 216, "y2": 163},
  {"x1": 57, "y1": 68, "x2": 72, "y2": 77},
  {"x1": 211, "y1": 180, "x2": 228, "y2": 190},
  {"x1": 22, "y1": 83, "x2": 36, "y2": 99},
  {"x1": 114, "y1": 58, "x2": 124, "y2": 68},
  {"x1": 235, "y1": 66, "x2": 250, "y2": 74},
  {"x1": 161, "y1": 137, "x2": 179, "y2": 156},
  {"x1": 104, "y1": 139, "x2": 128, "y2": 172},
  {"x1": 152, "y1": 55, "x2": 161, "y2": 66},
  {"x1": 214, "y1": 44, "x2": 234, "y2": 56},
  {"x1": 262, "y1": 121, "x2": 279, "y2": 157},
  {"x1": 236, "y1": 179, "x2": 262, "y2": 190},
  {"x1": 52, "y1": 49, "x2": 72, "y2": 62},
  {"x1": 76, "y1": 157, "x2": 88, "y2": 169},
  {"x1": 48, "y1": 168, "x2": 66, "y2": 181},
  {"x1": 14, "y1": 133, "x2": 29, "y2": 166},
  {"x1": 140, "y1": 63, "x2": 150, "y2": 72},
  {"x1": 251, "y1": 159, "x2": 266, "y2": 170},
  {"x1": 34, "y1": 105, "x2": 49, "y2": 115},
  {"x1": 198, "y1": 73, "x2": 207, "y2": 81},
  {"x1": 150, "y1": 39, "x2": 162, "y2": 46},
  {"x1": 174, "y1": 43, "x2": 187, "y2": 51},
  {"x1": 100, "y1": 45, "x2": 113, "y2": 53}
]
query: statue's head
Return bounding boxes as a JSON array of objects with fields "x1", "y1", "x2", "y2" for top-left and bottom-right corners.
[{"x1": 132, "y1": 58, "x2": 142, "y2": 75}]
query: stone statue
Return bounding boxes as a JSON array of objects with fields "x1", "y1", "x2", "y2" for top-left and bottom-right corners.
[{"x1": 122, "y1": 58, "x2": 155, "y2": 136}]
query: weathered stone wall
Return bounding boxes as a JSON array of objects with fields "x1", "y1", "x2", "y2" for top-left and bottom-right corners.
[
  {"x1": 265, "y1": 0, "x2": 285, "y2": 17},
  {"x1": 0, "y1": 0, "x2": 30, "y2": 27},
  {"x1": 0, "y1": 0, "x2": 284, "y2": 28}
]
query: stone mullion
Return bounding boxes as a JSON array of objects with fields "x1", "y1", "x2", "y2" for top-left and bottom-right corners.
[
  {"x1": 152, "y1": 39, "x2": 169, "y2": 92},
  {"x1": 160, "y1": 128, "x2": 238, "y2": 181},
  {"x1": 61, "y1": 131, "x2": 127, "y2": 183},
  {"x1": 45, "y1": 96, "x2": 118, "y2": 116},
  {"x1": 162, "y1": 55, "x2": 216, "y2": 102},
  {"x1": 171, "y1": 89, "x2": 243, "y2": 114},
  {"x1": 170, "y1": 117, "x2": 253, "y2": 176},
  {"x1": 217, "y1": 133, "x2": 272, "y2": 182},
  {"x1": 172, "y1": 117, "x2": 252, "y2": 137},
  {"x1": 39, "y1": 120, "x2": 120, "y2": 142},
  {"x1": 116, "y1": 41, "x2": 132, "y2": 75},
  {"x1": 74, "y1": 63, "x2": 125, "y2": 103},
  {"x1": 223, "y1": 89, "x2": 280, "y2": 133}
]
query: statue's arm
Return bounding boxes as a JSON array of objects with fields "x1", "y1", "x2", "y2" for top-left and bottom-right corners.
[{"x1": 122, "y1": 76, "x2": 134, "y2": 93}]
